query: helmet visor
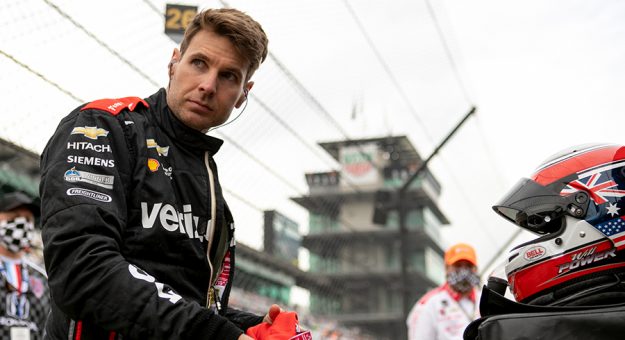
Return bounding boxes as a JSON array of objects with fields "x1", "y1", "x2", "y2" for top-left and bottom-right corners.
[{"x1": 493, "y1": 177, "x2": 584, "y2": 234}]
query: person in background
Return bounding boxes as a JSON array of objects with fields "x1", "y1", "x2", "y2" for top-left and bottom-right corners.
[
  {"x1": 406, "y1": 243, "x2": 481, "y2": 340},
  {"x1": 0, "y1": 191, "x2": 50, "y2": 340},
  {"x1": 40, "y1": 7, "x2": 282, "y2": 340}
]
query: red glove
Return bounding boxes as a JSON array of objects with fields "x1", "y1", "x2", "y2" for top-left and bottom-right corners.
[{"x1": 246, "y1": 311, "x2": 312, "y2": 340}]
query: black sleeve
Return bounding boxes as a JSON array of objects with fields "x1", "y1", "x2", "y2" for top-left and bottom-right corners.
[
  {"x1": 225, "y1": 307, "x2": 265, "y2": 331},
  {"x1": 40, "y1": 108, "x2": 243, "y2": 339}
]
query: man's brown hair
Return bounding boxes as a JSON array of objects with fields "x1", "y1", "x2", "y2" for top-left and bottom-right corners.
[{"x1": 180, "y1": 8, "x2": 269, "y2": 80}]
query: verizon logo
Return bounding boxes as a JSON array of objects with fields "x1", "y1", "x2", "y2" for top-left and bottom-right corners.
[{"x1": 141, "y1": 202, "x2": 208, "y2": 241}]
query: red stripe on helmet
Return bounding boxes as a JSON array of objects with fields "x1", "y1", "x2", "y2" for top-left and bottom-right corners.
[
  {"x1": 509, "y1": 239, "x2": 622, "y2": 302},
  {"x1": 532, "y1": 145, "x2": 625, "y2": 186}
]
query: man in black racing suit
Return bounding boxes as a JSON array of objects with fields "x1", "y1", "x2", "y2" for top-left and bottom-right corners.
[{"x1": 40, "y1": 8, "x2": 274, "y2": 340}]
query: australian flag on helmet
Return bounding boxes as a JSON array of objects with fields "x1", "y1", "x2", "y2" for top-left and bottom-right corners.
[
  {"x1": 494, "y1": 144, "x2": 625, "y2": 235},
  {"x1": 537, "y1": 144, "x2": 625, "y2": 234}
]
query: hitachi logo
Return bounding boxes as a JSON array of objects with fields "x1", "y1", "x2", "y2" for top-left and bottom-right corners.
[
  {"x1": 141, "y1": 202, "x2": 208, "y2": 241},
  {"x1": 67, "y1": 142, "x2": 111, "y2": 153},
  {"x1": 558, "y1": 247, "x2": 616, "y2": 274}
]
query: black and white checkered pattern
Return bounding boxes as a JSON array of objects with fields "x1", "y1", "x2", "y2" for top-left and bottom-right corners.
[
  {"x1": 0, "y1": 217, "x2": 34, "y2": 253},
  {"x1": 0, "y1": 262, "x2": 50, "y2": 340}
]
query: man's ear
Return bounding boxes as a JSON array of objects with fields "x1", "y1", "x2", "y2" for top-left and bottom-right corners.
[
  {"x1": 168, "y1": 48, "x2": 181, "y2": 78},
  {"x1": 235, "y1": 81, "x2": 254, "y2": 108}
]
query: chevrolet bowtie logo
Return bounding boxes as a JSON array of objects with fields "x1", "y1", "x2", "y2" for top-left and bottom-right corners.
[
  {"x1": 146, "y1": 139, "x2": 170, "y2": 157},
  {"x1": 71, "y1": 126, "x2": 109, "y2": 140}
]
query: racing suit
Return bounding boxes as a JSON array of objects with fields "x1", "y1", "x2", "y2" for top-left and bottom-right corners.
[
  {"x1": 406, "y1": 283, "x2": 479, "y2": 340},
  {"x1": 40, "y1": 88, "x2": 262, "y2": 339}
]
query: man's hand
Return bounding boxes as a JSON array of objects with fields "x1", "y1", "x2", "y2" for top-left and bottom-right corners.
[
  {"x1": 238, "y1": 334, "x2": 253, "y2": 340},
  {"x1": 262, "y1": 304, "x2": 283, "y2": 325}
]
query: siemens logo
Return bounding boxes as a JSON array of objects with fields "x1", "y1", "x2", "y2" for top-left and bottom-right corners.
[
  {"x1": 67, "y1": 155, "x2": 115, "y2": 168},
  {"x1": 141, "y1": 202, "x2": 208, "y2": 241}
]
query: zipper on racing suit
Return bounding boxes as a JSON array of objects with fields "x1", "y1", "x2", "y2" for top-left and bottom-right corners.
[{"x1": 203, "y1": 151, "x2": 220, "y2": 311}]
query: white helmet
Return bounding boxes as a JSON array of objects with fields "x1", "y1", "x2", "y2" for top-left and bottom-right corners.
[{"x1": 493, "y1": 144, "x2": 625, "y2": 305}]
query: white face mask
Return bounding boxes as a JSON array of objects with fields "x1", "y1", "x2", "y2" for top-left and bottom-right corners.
[
  {"x1": 0, "y1": 216, "x2": 34, "y2": 253},
  {"x1": 447, "y1": 267, "x2": 480, "y2": 293}
]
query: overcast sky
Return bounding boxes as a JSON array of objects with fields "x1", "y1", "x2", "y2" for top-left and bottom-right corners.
[{"x1": 2, "y1": 0, "x2": 625, "y2": 276}]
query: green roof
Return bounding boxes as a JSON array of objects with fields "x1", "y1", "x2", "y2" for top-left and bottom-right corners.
[{"x1": 0, "y1": 168, "x2": 39, "y2": 197}]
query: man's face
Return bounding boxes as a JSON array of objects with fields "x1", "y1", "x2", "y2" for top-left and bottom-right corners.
[
  {"x1": 0, "y1": 207, "x2": 34, "y2": 256},
  {"x1": 0, "y1": 207, "x2": 34, "y2": 225},
  {"x1": 446, "y1": 260, "x2": 478, "y2": 294},
  {"x1": 166, "y1": 29, "x2": 253, "y2": 133}
]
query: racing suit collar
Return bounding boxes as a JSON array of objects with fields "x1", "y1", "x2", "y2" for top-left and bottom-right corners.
[{"x1": 146, "y1": 88, "x2": 224, "y2": 154}]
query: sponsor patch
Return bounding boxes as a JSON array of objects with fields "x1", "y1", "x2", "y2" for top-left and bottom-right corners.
[
  {"x1": 6, "y1": 291, "x2": 30, "y2": 319},
  {"x1": 147, "y1": 158, "x2": 160, "y2": 172},
  {"x1": 163, "y1": 166, "x2": 173, "y2": 179},
  {"x1": 146, "y1": 139, "x2": 169, "y2": 157},
  {"x1": 67, "y1": 155, "x2": 115, "y2": 168},
  {"x1": 64, "y1": 167, "x2": 114, "y2": 189},
  {"x1": 67, "y1": 141, "x2": 111, "y2": 153},
  {"x1": 66, "y1": 188, "x2": 112, "y2": 202},
  {"x1": 0, "y1": 317, "x2": 37, "y2": 330},
  {"x1": 70, "y1": 126, "x2": 109, "y2": 140},
  {"x1": 141, "y1": 202, "x2": 206, "y2": 241},
  {"x1": 524, "y1": 246, "x2": 546, "y2": 261}
]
